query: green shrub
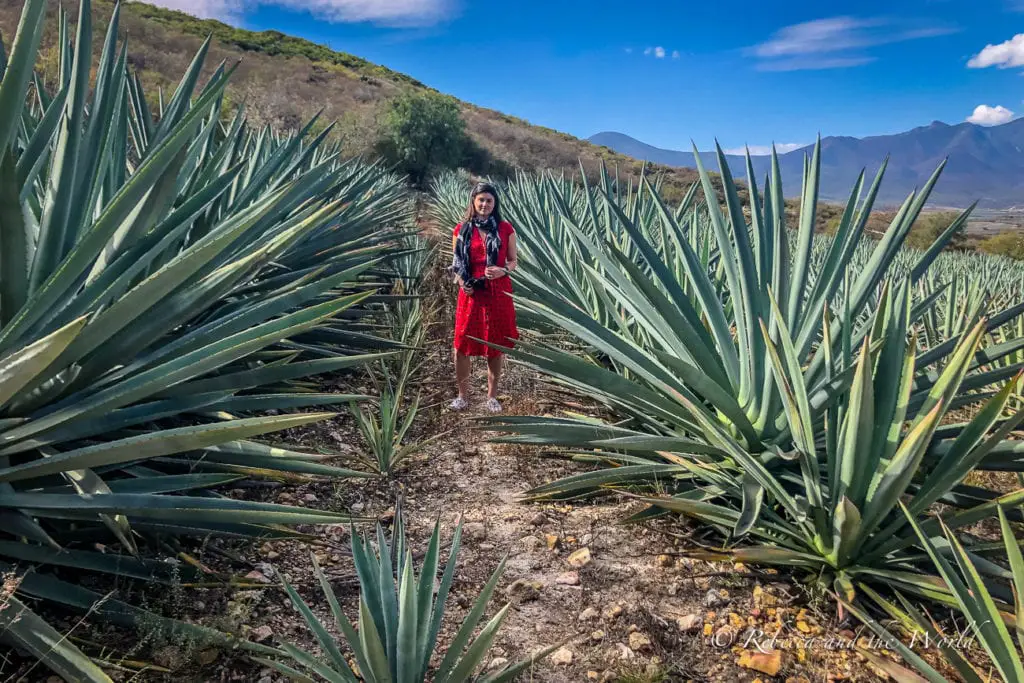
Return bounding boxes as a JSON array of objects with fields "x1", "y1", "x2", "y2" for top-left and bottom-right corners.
[
  {"x1": 374, "y1": 91, "x2": 471, "y2": 187},
  {"x1": 905, "y1": 211, "x2": 966, "y2": 251},
  {"x1": 978, "y1": 230, "x2": 1024, "y2": 260}
]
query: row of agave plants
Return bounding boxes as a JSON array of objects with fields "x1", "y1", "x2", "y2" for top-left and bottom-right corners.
[
  {"x1": 430, "y1": 148, "x2": 1024, "y2": 679},
  {"x1": 0, "y1": 1, "x2": 544, "y2": 681},
  {"x1": 0, "y1": 4, "x2": 563, "y2": 681}
]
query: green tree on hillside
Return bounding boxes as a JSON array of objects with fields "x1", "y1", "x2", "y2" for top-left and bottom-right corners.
[{"x1": 375, "y1": 91, "x2": 469, "y2": 186}]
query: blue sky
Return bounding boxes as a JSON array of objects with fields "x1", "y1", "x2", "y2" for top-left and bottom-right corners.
[{"x1": 152, "y1": 0, "x2": 1023, "y2": 153}]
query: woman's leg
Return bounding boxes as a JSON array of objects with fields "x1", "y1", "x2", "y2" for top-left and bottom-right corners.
[
  {"x1": 487, "y1": 353, "x2": 504, "y2": 400},
  {"x1": 455, "y1": 349, "x2": 472, "y2": 399}
]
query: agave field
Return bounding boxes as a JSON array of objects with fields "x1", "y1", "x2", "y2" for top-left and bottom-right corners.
[
  {"x1": 430, "y1": 149, "x2": 1024, "y2": 679},
  {"x1": 4, "y1": 0, "x2": 1024, "y2": 679}
]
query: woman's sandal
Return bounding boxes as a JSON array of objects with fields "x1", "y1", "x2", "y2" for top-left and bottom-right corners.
[
  {"x1": 450, "y1": 397, "x2": 469, "y2": 411},
  {"x1": 485, "y1": 398, "x2": 502, "y2": 413}
]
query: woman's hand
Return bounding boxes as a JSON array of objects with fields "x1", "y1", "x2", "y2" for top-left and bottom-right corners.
[
  {"x1": 485, "y1": 266, "x2": 507, "y2": 280},
  {"x1": 457, "y1": 277, "x2": 474, "y2": 294}
]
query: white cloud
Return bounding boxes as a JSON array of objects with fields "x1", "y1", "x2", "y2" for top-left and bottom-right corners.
[
  {"x1": 136, "y1": 0, "x2": 456, "y2": 26},
  {"x1": 752, "y1": 15, "x2": 956, "y2": 71},
  {"x1": 642, "y1": 46, "x2": 674, "y2": 59},
  {"x1": 968, "y1": 34, "x2": 1024, "y2": 69},
  {"x1": 966, "y1": 104, "x2": 1015, "y2": 126},
  {"x1": 723, "y1": 143, "x2": 808, "y2": 156},
  {"x1": 756, "y1": 56, "x2": 875, "y2": 71},
  {"x1": 625, "y1": 47, "x2": 633, "y2": 54}
]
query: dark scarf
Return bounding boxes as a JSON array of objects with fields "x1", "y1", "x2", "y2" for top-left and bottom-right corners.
[{"x1": 450, "y1": 215, "x2": 501, "y2": 287}]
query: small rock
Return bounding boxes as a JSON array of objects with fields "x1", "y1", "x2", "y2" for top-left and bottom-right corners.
[
  {"x1": 545, "y1": 534, "x2": 560, "y2": 549},
  {"x1": 520, "y1": 536, "x2": 544, "y2": 551},
  {"x1": 244, "y1": 570, "x2": 271, "y2": 584},
  {"x1": 479, "y1": 542, "x2": 495, "y2": 550},
  {"x1": 715, "y1": 626, "x2": 736, "y2": 647},
  {"x1": 303, "y1": 493, "x2": 318, "y2": 502},
  {"x1": 252, "y1": 625, "x2": 275, "y2": 643},
  {"x1": 550, "y1": 647, "x2": 574, "y2": 666},
  {"x1": 529, "y1": 512, "x2": 547, "y2": 526},
  {"x1": 487, "y1": 657, "x2": 509, "y2": 671},
  {"x1": 351, "y1": 501, "x2": 365, "y2": 512},
  {"x1": 655, "y1": 554, "x2": 673, "y2": 567},
  {"x1": 153, "y1": 646, "x2": 185, "y2": 670},
  {"x1": 738, "y1": 650, "x2": 782, "y2": 676},
  {"x1": 464, "y1": 523, "x2": 487, "y2": 541},
  {"x1": 580, "y1": 607, "x2": 600, "y2": 621},
  {"x1": 556, "y1": 571, "x2": 580, "y2": 586},
  {"x1": 628, "y1": 632, "x2": 652, "y2": 652},
  {"x1": 198, "y1": 649, "x2": 219, "y2": 666},
  {"x1": 265, "y1": 551, "x2": 280, "y2": 560},
  {"x1": 256, "y1": 562, "x2": 275, "y2": 579},
  {"x1": 614, "y1": 642, "x2": 635, "y2": 660},
  {"x1": 704, "y1": 588, "x2": 727, "y2": 607},
  {"x1": 753, "y1": 584, "x2": 778, "y2": 608},
  {"x1": 677, "y1": 614, "x2": 702, "y2": 632},
  {"x1": 506, "y1": 578, "x2": 541, "y2": 602},
  {"x1": 604, "y1": 604, "x2": 624, "y2": 621},
  {"x1": 587, "y1": 672, "x2": 600, "y2": 681},
  {"x1": 591, "y1": 630, "x2": 606, "y2": 641},
  {"x1": 257, "y1": 677, "x2": 272, "y2": 683},
  {"x1": 567, "y1": 547, "x2": 592, "y2": 567}
]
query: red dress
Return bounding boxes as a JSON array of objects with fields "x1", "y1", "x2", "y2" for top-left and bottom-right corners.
[{"x1": 453, "y1": 221, "x2": 519, "y2": 358}]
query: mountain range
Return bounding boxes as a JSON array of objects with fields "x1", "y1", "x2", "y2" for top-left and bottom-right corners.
[{"x1": 589, "y1": 119, "x2": 1024, "y2": 210}]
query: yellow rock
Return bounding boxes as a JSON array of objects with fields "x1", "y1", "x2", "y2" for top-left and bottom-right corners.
[
  {"x1": 752, "y1": 585, "x2": 778, "y2": 608},
  {"x1": 567, "y1": 547, "x2": 592, "y2": 567},
  {"x1": 796, "y1": 620, "x2": 812, "y2": 634},
  {"x1": 656, "y1": 554, "x2": 673, "y2": 567},
  {"x1": 545, "y1": 534, "x2": 559, "y2": 549},
  {"x1": 587, "y1": 673, "x2": 600, "y2": 681},
  {"x1": 728, "y1": 613, "x2": 745, "y2": 628},
  {"x1": 703, "y1": 623, "x2": 713, "y2": 636},
  {"x1": 736, "y1": 649, "x2": 782, "y2": 676}
]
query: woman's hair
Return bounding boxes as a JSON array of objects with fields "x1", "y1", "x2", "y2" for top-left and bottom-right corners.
[{"x1": 462, "y1": 181, "x2": 503, "y2": 224}]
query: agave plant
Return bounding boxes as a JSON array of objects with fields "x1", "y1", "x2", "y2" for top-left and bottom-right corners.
[
  {"x1": 0, "y1": 0, "x2": 412, "y2": 677},
  {"x1": 840, "y1": 504, "x2": 1024, "y2": 683},
  {"x1": 348, "y1": 363, "x2": 447, "y2": 476},
  {"x1": 263, "y1": 508, "x2": 556, "y2": 682},
  {"x1": 437, "y1": 145, "x2": 1024, "y2": 610}
]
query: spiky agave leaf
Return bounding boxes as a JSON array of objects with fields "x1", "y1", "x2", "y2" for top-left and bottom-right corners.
[{"x1": 268, "y1": 508, "x2": 556, "y2": 682}]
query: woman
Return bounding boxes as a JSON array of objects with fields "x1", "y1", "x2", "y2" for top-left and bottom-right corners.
[{"x1": 449, "y1": 182, "x2": 519, "y2": 412}]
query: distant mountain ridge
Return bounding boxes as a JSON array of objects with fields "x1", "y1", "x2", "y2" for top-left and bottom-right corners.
[{"x1": 589, "y1": 119, "x2": 1024, "y2": 210}]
